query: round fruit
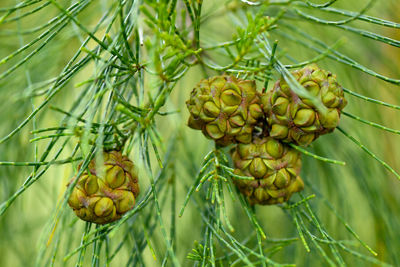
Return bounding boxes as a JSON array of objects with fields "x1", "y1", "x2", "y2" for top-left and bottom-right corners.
[
  {"x1": 231, "y1": 136, "x2": 304, "y2": 205},
  {"x1": 186, "y1": 75, "x2": 263, "y2": 146},
  {"x1": 67, "y1": 151, "x2": 140, "y2": 224},
  {"x1": 262, "y1": 64, "x2": 347, "y2": 146}
]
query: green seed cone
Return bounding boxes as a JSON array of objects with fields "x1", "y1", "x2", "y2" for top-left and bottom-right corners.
[
  {"x1": 231, "y1": 136, "x2": 304, "y2": 205},
  {"x1": 67, "y1": 151, "x2": 140, "y2": 224},
  {"x1": 186, "y1": 75, "x2": 264, "y2": 146},
  {"x1": 262, "y1": 64, "x2": 347, "y2": 146}
]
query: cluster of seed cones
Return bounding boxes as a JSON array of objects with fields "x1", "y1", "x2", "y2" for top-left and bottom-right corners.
[{"x1": 186, "y1": 64, "x2": 347, "y2": 205}]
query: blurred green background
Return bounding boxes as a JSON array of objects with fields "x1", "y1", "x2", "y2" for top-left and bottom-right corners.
[{"x1": 0, "y1": 0, "x2": 400, "y2": 266}]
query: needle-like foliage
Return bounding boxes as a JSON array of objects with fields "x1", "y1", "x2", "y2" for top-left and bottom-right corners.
[{"x1": 0, "y1": 0, "x2": 400, "y2": 266}]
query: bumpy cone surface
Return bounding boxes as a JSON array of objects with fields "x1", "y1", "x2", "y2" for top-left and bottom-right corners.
[
  {"x1": 262, "y1": 64, "x2": 347, "y2": 146},
  {"x1": 186, "y1": 75, "x2": 263, "y2": 146},
  {"x1": 68, "y1": 151, "x2": 140, "y2": 224},
  {"x1": 231, "y1": 136, "x2": 304, "y2": 205}
]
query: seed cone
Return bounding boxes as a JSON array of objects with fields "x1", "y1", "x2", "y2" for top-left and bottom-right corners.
[
  {"x1": 231, "y1": 136, "x2": 304, "y2": 205},
  {"x1": 68, "y1": 151, "x2": 140, "y2": 224},
  {"x1": 262, "y1": 64, "x2": 347, "y2": 146},
  {"x1": 186, "y1": 75, "x2": 263, "y2": 146}
]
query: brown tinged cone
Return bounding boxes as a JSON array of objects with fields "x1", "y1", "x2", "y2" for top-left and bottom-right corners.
[
  {"x1": 231, "y1": 135, "x2": 304, "y2": 205},
  {"x1": 186, "y1": 75, "x2": 264, "y2": 146},
  {"x1": 67, "y1": 151, "x2": 140, "y2": 224},
  {"x1": 262, "y1": 64, "x2": 347, "y2": 146}
]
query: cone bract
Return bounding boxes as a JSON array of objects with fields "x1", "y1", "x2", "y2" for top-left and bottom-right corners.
[
  {"x1": 68, "y1": 151, "x2": 140, "y2": 224},
  {"x1": 186, "y1": 75, "x2": 263, "y2": 146},
  {"x1": 231, "y1": 136, "x2": 304, "y2": 205},
  {"x1": 262, "y1": 64, "x2": 347, "y2": 146}
]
